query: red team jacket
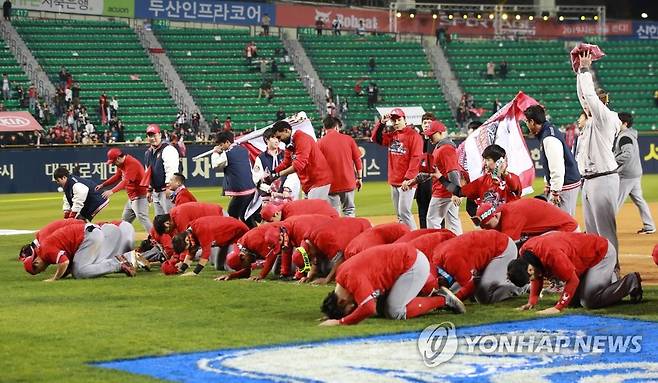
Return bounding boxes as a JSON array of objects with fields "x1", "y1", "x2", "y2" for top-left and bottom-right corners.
[
  {"x1": 172, "y1": 186, "x2": 197, "y2": 206},
  {"x1": 394, "y1": 228, "x2": 454, "y2": 244},
  {"x1": 35, "y1": 223, "x2": 86, "y2": 266},
  {"x1": 99, "y1": 154, "x2": 148, "y2": 200},
  {"x1": 275, "y1": 131, "x2": 332, "y2": 194},
  {"x1": 431, "y1": 143, "x2": 461, "y2": 198},
  {"x1": 236, "y1": 222, "x2": 285, "y2": 279},
  {"x1": 188, "y1": 216, "x2": 249, "y2": 260},
  {"x1": 281, "y1": 199, "x2": 338, "y2": 220},
  {"x1": 337, "y1": 243, "x2": 418, "y2": 325},
  {"x1": 344, "y1": 223, "x2": 411, "y2": 260},
  {"x1": 35, "y1": 219, "x2": 79, "y2": 244},
  {"x1": 520, "y1": 232, "x2": 609, "y2": 310},
  {"x1": 317, "y1": 129, "x2": 363, "y2": 193},
  {"x1": 305, "y1": 217, "x2": 372, "y2": 260},
  {"x1": 432, "y1": 231, "x2": 511, "y2": 300},
  {"x1": 371, "y1": 123, "x2": 423, "y2": 187},
  {"x1": 408, "y1": 231, "x2": 458, "y2": 260},
  {"x1": 281, "y1": 214, "x2": 335, "y2": 251},
  {"x1": 490, "y1": 198, "x2": 578, "y2": 241},
  {"x1": 461, "y1": 172, "x2": 522, "y2": 204}
]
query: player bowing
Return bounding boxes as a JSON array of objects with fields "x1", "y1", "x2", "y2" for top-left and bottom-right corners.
[
  {"x1": 507, "y1": 232, "x2": 642, "y2": 315},
  {"x1": 320, "y1": 243, "x2": 465, "y2": 326}
]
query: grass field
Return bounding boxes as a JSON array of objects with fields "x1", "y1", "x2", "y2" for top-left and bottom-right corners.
[{"x1": 1, "y1": 177, "x2": 658, "y2": 382}]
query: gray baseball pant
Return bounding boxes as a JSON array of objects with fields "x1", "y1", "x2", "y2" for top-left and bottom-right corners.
[
  {"x1": 582, "y1": 173, "x2": 619, "y2": 256},
  {"x1": 558, "y1": 187, "x2": 579, "y2": 218},
  {"x1": 328, "y1": 190, "x2": 356, "y2": 217},
  {"x1": 122, "y1": 197, "x2": 152, "y2": 232},
  {"x1": 617, "y1": 177, "x2": 655, "y2": 231},
  {"x1": 577, "y1": 241, "x2": 641, "y2": 309},
  {"x1": 391, "y1": 186, "x2": 417, "y2": 230},
  {"x1": 427, "y1": 197, "x2": 462, "y2": 235},
  {"x1": 385, "y1": 250, "x2": 430, "y2": 320},
  {"x1": 474, "y1": 238, "x2": 526, "y2": 304},
  {"x1": 116, "y1": 221, "x2": 136, "y2": 254},
  {"x1": 152, "y1": 191, "x2": 173, "y2": 216},
  {"x1": 306, "y1": 184, "x2": 331, "y2": 201},
  {"x1": 71, "y1": 224, "x2": 120, "y2": 279}
]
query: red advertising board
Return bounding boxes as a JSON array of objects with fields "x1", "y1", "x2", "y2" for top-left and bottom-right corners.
[
  {"x1": 275, "y1": 3, "x2": 389, "y2": 32},
  {"x1": 0, "y1": 112, "x2": 42, "y2": 132}
]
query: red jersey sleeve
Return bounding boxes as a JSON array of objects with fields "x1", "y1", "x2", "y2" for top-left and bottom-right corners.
[
  {"x1": 291, "y1": 135, "x2": 312, "y2": 175},
  {"x1": 274, "y1": 149, "x2": 293, "y2": 173},
  {"x1": 351, "y1": 139, "x2": 363, "y2": 172},
  {"x1": 371, "y1": 120, "x2": 393, "y2": 146},
  {"x1": 500, "y1": 215, "x2": 526, "y2": 241},
  {"x1": 403, "y1": 133, "x2": 423, "y2": 181},
  {"x1": 194, "y1": 229, "x2": 213, "y2": 261},
  {"x1": 555, "y1": 271, "x2": 579, "y2": 311},
  {"x1": 228, "y1": 267, "x2": 251, "y2": 279},
  {"x1": 505, "y1": 173, "x2": 523, "y2": 198},
  {"x1": 437, "y1": 146, "x2": 460, "y2": 174},
  {"x1": 459, "y1": 177, "x2": 484, "y2": 200},
  {"x1": 258, "y1": 249, "x2": 277, "y2": 279},
  {"x1": 101, "y1": 169, "x2": 123, "y2": 189},
  {"x1": 528, "y1": 277, "x2": 543, "y2": 306}
]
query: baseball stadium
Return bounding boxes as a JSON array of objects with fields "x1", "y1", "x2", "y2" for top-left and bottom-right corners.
[{"x1": 1, "y1": 0, "x2": 658, "y2": 382}]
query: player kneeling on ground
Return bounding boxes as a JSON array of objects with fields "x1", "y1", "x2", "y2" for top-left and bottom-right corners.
[
  {"x1": 260, "y1": 198, "x2": 338, "y2": 222},
  {"x1": 507, "y1": 232, "x2": 642, "y2": 315},
  {"x1": 320, "y1": 243, "x2": 465, "y2": 326},
  {"x1": 171, "y1": 216, "x2": 249, "y2": 276}
]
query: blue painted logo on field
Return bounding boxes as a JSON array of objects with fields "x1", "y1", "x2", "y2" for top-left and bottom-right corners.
[{"x1": 96, "y1": 315, "x2": 658, "y2": 382}]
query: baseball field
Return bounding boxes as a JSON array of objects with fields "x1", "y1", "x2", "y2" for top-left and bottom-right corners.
[{"x1": 2, "y1": 177, "x2": 658, "y2": 382}]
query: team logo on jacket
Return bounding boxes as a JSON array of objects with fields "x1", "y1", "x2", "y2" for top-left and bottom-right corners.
[{"x1": 389, "y1": 140, "x2": 407, "y2": 155}]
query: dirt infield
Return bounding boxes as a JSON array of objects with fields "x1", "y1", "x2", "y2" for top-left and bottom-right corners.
[{"x1": 369, "y1": 202, "x2": 658, "y2": 284}]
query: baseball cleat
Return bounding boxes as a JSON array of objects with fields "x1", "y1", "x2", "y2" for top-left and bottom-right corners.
[
  {"x1": 439, "y1": 287, "x2": 467, "y2": 314},
  {"x1": 629, "y1": 272, "x2": 643, "y2": 304},
  {"x1": 119, "y1": 261, "x2": 136, "y2": 277},
  {"x1": 134, "y1": 252, "x2": 151, "y2": 271},
  {"x1": 637, "y1": 228, "x2": 656, "y2": 235}
]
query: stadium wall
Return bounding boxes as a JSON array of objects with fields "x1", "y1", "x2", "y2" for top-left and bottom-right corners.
[{"x1": 2, "y1": 137, "x2": 658, "y2": 193}]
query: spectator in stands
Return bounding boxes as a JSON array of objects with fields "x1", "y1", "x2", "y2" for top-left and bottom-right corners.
[
  {"x1": 176, "y1": 111, "x2": 187, "y2": 129},
  {"x1": 28, "y1": 84, "x2": 37, "y2": 113},
  {"x1": 261, "y1": 13, "x2": 271, "y2": 36},
  {"x1": 259, "y1": 79, "x2": 272, "y2": 100},
  {"x1": 211, "y1": 115, "x2": 221, "y2": 132},
  {"x1": 499, "y1": 61, "x2": 508, "y2": 79},
  {"x1": 367, "y1": 56, "x2": 376, "y2": 73},
  {"x1": 191, "y1": 110, "x2": 200, "y2": 132},
  {"x1": 492, "y1": 98, "x2": 501, "y2": 113},
  {"x1": 326, "y1": 86, "x2": 334, "y2": 102},
  {"x1": 356, "y1": 20, "x2": 366, "y2": 36},
  {"x1": 0, "y1": 102, "x2": 5, "y2": 111},
  {"x1": 486, "y1": 61, "x2": 495, "y2": 80},
  {"x1": 271, "y1": 59, "x2": 279, "y2": 79},
  {"x1": 58, "y1": 66, "x2": 68, "y2": 88},
  {"x1": 332, "y1": 18, "x2": 342, "y2": 35},
  {"x1": 71, "y1": 82, "x2": 80, "y2": 106},
  {"x1": 315, "y1": 17, "x2": 324, "y2": 35},
  {"x1": 224, "y1": 116, "x2": 232, "y2": 132},
  {"x1": 42, "y1": 103, "x2": 51, "y2": 125},
  {"x1": 109, "y1": 96, "x2": 118, "y2": 118},
  {"x1": 53, "y1": 86, "x2": 64, "y2": 116},
  {"x1": 3, "y1": 0, "x2": 11, "y2": 21},
  {"x1": 276, "y1": 107, "x2": 285, "y2": 121},
  {"x1": 2, "y1": 73, "x2": 9, "y2": 100},
  {"x1": 354, "y1": 80, "x2": 363, "y2": 96},
  {"x1": 366, "y1": 82, "x2": 378, "y2": 108},
  {"x1": 99, "y1": 93, "x2": 108, "y2": 125},
  {"x1": 64, "y1": 86, "x2": 72, "y2": 107},
  {"x1": 436, "y1": 26, "x2": 446, "y2": 46},
  {"x1": 654, "y1": 90, "x2": 658, "y2": 107},
  {"x1": 326, "y1": 98, "x2": 336, "y2": 117},
  {"x1": 16, "y1": 84, "x2": 25, "y2": 108},
  {"x1": 340, "y1": 98, "x2": 349, "y2": 123}
]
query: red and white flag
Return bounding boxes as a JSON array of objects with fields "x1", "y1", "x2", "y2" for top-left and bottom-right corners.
[{"x1": 457, "y1": 91, "x2": 537, "y2": 195}]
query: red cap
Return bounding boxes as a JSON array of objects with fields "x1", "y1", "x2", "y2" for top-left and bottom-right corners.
[
  {"x1": 106, "y1": 148, "x2": 123, "y2": 164},
  {"x1": 423, "y1": 120, "x2": 447, "y2": 137},
  {"x1": 23, "y1": 255, "x2": 36, "y2": 275},
  {"x1": 476, "y1": 202, "x2": 499, "y2": 225},
  {"x1": 652, "y1": 244, "x2": 658, "y2": 266},
  {"x1": 261, "y1": 203, "x2": 284, "y2": 222},
  {"x1": 226, "y1": 245, "x2": 243, "y2": 271},
  {"x1": 390, "y1": 108, "x2": 405, "y2": 118},
  {"x1": 161, "y1": 259, "x2": 178, "y2": 275},
  {"x1": 146, "y1": 124, "x2": 161, "y2": 134}
]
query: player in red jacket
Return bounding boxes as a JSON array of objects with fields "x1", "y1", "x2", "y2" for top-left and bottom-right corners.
[
  {"x1": 292, "y1": 217, "x2": 371, "y2": 283},
  {"x1": 431, "y1": 230, "x2": 525, "y2": 304},
  {"x1": 371, "y1": 108, "x2": 423, "y2": 229},
  {"x1": 405, "y1": 120, "x2": 463, "y2": 234},
  {"x1": 407, "y1": 231, "x2": 458, "y2": 261},
  {"x1": 18, "y1": 218, "x2": 83, "y2": 260},
  {"x1": 477, "y1": 198, "x2": 578, "y2": 242},
  {"x1": 96, "y1": 148, "x2": 152, "y2": 232},
  {"x1": 435, "y1": 144, "x2": 522, "y2": 225},
  {"x1": 319, "y1": 243, "x2": 465, "y2": 326},
  {"x1": 260, "y1": 198, "x2": 338, "y2": 222},
  {"x1": 394, "y1": 228, "x2": 454, "y2": 244},
  {"x1": 167, "y1": 172, "x2": 197, "y2": 206},
  {"x1": 216, "y1": 222, "x2": 284, "y2": 281},
  {"x1": 318, "y1": 116, "x2": 363, "y2": 216},
  {"x1": 171, "y1": 216, "x2": 248, "y2": 276},
  {"x1": 151, "y1": 202, "x2": 224, "y2": 258},
  {"x1": 269, "y1": 120, "x2": 332, "y2": 200},
  {"x1": 507, "y1": 232, "x2": 642, "y2": 314},
  {"x1": 22, "y1": 223, "x2": 136, "y2": 281}
]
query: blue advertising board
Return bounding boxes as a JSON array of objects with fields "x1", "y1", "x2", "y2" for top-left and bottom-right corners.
[
  {"x1": 1, "y1": 137, "x2": 658, "y2": 194},
  {"x1": 633, "y1": 21, "x2": 658, "y2": 40},
  {"x1": 135, "y1": 0, "x2": 275, "y2": 26}
]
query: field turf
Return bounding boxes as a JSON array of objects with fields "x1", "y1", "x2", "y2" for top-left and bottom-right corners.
[{"x1": 1, "y1": 177, "x2": 658, "y2": 382}]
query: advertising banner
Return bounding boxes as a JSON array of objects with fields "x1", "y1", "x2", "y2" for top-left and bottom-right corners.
[
  {"x1": 13, "y1": 0, "x2": 104, "y2": 15},
  {"x1": 634, "y1": 21, "x2": 658, "y2": 40},
  {"x1": 103, "y1": 0, "x2": 134, "y2": 18},
  {"x1": 135, "y1": 0, "x2": 275, "y2": 26},
  {"x1": 275, "y1": 3, "x2": 389, "y2": 33}
]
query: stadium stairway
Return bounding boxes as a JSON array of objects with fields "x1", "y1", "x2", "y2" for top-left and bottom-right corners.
[
  {"x1": 444, "y1": 40, "x2": 580, "y2": 128},
  {"x1": 153, "y1": 27, "x2": 321, "y2": 132},
  {"x1": 299, "y1": 32, "x2": 453, "y2": 132},
  {"x1": 13, "y1": 18, "x2": 179, "y2": 141},
  {"x1": 591, "y1": 39, "x2": 658, "y2": 132}
]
